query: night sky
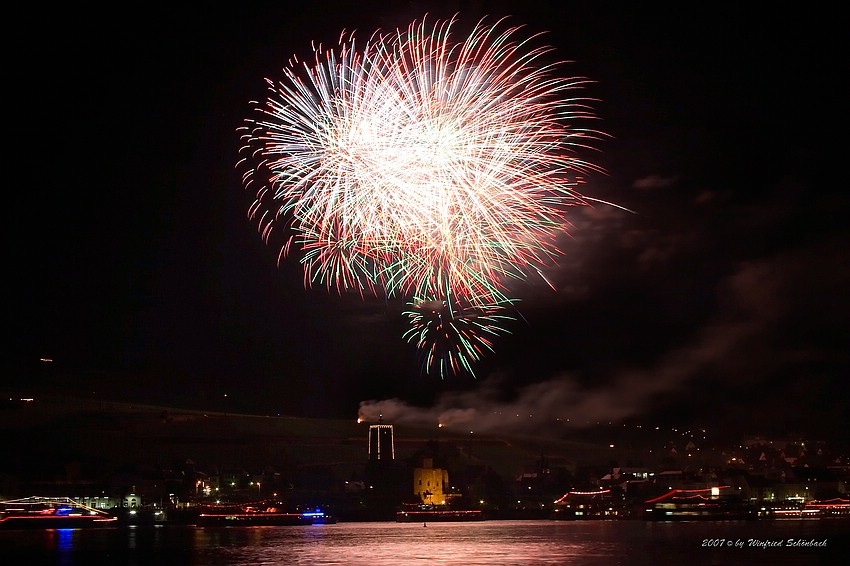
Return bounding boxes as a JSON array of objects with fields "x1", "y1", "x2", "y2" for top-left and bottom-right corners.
[{"x1": 9, "y1": 2, "x2": 847, "y2": 441}]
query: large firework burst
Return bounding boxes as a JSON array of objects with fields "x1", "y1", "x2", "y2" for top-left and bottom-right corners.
[{"x1": 238, "y1": 15, "x2": 605, "y2": 376}]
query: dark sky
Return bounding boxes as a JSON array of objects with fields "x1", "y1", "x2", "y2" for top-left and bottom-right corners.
[{"x1": 9, "y1": 2, "x2": 847, "y2": 441}]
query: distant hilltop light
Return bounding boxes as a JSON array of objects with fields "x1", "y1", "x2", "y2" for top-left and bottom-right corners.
[{"x1": 39, "y1": 358, "x2": 53, "y2": 363}]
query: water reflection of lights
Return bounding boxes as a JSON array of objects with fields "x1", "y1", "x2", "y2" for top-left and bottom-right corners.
[{"x1": 49, "y1": 528, "x2": 76, "y2": 552}]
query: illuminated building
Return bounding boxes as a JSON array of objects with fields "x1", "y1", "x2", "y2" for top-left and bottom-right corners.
[{"x1": 413, "y1": 458, "x2": 449, "y2": 505}]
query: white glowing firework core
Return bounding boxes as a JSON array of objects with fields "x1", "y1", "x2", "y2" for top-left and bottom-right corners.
[{"x1": 241, "y1": 15, "x2": 603, "y2": 314}]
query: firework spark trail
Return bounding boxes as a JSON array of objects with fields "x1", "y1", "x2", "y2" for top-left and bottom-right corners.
[
  {"x1": 402, "y1": 299, "x2": 518, "y2": 378},
  {"x1": 238, "y1": 15, "x2": 606, "y2": 376}
]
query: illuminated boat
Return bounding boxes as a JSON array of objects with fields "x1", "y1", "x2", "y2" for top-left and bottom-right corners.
[
  {"x1": 300, "y1": 508, "x2": 338, "y2": 524},
  {"x1": 0, "y1": 496, "x2": 118, "y2": 529},
  {"x1": 763, "y1": 501, "x2": 821, "y2": 519},
  {"x1": 805, "y1": 497, "x2": 850, "y2": 518},
  {"x1": 196, "y1": 502, "x2": 336, "y2": 526},
  {"x1": 396, "y1": 504, "x2": 485, "y2": 522},
  {"x1": 767, "y1": 498, "x2": 850, "y2": 519},
  {"x1": 551, "y1": 489, "x2": 622, "y2": 520},
  {"x1": 642, "y1": 487, "x2": 757, "y2": 521}
]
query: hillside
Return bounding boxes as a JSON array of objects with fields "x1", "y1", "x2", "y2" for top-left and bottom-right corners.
[{"x1": 0, "y1": 395, "x2": 628, "y2": 485}]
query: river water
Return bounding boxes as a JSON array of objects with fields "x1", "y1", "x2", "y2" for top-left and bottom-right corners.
[{"x1": 2, "y1": 519, "x2": 848, "y2": 565}]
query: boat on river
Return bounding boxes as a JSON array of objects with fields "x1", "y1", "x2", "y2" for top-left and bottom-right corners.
[
  {"x1": 551, "y1": 489, "x2": 623, "y2": 520},
  {"x1": 642, "y1": 487, "x2": 757, "y2": 521},
  {"x1": 0, "y1": 496, "x2": 118, "y2": 529},
  {"x1": 766, "y1": 497, "x2": 850, "y2": 519},
  {"x1": 396, "y1": 504, "x2": 484, "y2": 522},
  {"x1": 196, "y1": 502, "x2": 336, "y2": 526}
]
